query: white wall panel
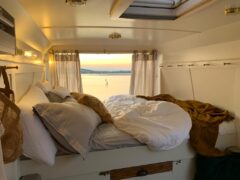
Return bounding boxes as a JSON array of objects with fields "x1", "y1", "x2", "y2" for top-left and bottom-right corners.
[
  {"x1": 15, "y1": 72, "x2": 34, "y2": 102},
  {"x1": 191, "y1": 67, "x2": 236, "y2": 112},
  {"x1": 161, "y1": 67, "x2": 194, "y2": 100},
  {"x1": 234, "y1": 68, "x2": 240, "y2": 145},
  {"x1": 161, "y1": 21, "x2": 240, "y2": 63}
]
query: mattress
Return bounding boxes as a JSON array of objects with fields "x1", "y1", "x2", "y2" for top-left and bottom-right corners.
[
  {"x1": 216, "y1": 120, "x2": 238, "y2": 149},
  {"x1": 91, "y1": 120, "x2": 237, "y2": 151},
  {"x1": 219, "y1": 120, "x2": 237, "y2": 135}
]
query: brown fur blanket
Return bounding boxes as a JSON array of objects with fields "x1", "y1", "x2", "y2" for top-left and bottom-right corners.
[
  {"x1": 71, "y1": 92, "x2": 113, "y2": 123},
  {"x1": 137, "y1": 94, "x2": 234, "y2": 157}
]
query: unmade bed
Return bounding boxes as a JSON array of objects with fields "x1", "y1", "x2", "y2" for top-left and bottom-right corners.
[
  {"x1": 17, "y1": 84, "x2": 238, "y2": 180},
  {"x1": 1, "y1": 54, "x2": 239, "y2": 180}
]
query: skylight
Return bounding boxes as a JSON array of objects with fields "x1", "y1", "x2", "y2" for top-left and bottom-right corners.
[
  {"x1": 111, "y1": 0, "x2": 213, "y2": 20},
  {"x1": 131, "y1": 0, "x2": 188, "y2": 9}
]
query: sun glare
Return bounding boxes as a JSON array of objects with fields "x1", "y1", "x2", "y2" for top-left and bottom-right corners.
[{"x1": 79, "y1": 53, "x2": 132, "y2": 71}]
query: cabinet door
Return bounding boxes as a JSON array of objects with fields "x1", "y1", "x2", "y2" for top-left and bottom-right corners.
[
  {"x1": 110, "y1": 161, "x2": 172, "y2": 180},
  {"x1": 56, "y1": 173, "x2": 110, "y2": 180},
  {"x1": 123, "y1": 171, "x2": 172, "y2": 180},
  {"x1": 172, "y1": 159, "x2": 195, "y2": 180}
]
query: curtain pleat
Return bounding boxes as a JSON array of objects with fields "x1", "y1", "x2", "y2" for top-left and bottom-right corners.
[
  {"x1": 130, "y1": 50, "x2": 159, "y2": 96},
  {"x1": 49, "y1": 51, "x2": 83, "y2": 93}
]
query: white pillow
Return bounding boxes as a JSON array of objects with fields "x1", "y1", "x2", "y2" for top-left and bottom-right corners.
[
  {"x1": 36, "y1": 81, "x2": 52, "y2": 93},
  {"x1": 51, "y1": 86, "x2": 70, "y2": 98},
  {"x1": 33, "y1": 101, "x2": 101, "y2": 158},
  {"x1": 17, "y1": 86, "x2": 57, "y2": 165}
]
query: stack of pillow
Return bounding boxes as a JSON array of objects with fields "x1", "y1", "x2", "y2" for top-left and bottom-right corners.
[
  {"x1": 36, "y1": 81, "x2": 73, "y2": 103},
  {"x1": 18, "y1": 81, "x2": 113, "y2": 166}
]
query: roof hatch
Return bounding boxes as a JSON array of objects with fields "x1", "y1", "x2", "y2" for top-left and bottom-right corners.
[{"x1": 111, "y1": 0, "x2": 215, "y2": 20}]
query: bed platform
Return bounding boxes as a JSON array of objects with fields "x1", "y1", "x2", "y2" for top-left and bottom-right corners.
[
  {"x1": 19, "y1": 129, "x2": 237, "y2": 180},
  {"x1": 19, "y1": 142, "x2": 195, "y2": 180}
]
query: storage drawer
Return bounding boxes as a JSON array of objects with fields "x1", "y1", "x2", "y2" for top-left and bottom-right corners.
[{"x1": 109, "y1": 161, "x2": 172, "y2": 180}]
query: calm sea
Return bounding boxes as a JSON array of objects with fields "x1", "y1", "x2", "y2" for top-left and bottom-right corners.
[{"x1": 81, "y1": 73, "x2": 131, "y2": 101}]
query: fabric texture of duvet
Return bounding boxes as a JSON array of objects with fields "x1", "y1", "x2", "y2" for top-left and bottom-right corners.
[{"x1": 104, "y1": 95, "x2": 191, "y2": 151}]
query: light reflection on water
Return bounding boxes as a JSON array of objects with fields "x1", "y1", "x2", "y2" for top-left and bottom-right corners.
[{"x1": 81, "y1": 74, "x2": 131, "y2": 101}]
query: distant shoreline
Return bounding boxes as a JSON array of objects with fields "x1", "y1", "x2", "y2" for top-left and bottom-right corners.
[
  {"x1": 81, "y1": 73, "x2": 131, "y2": 76},
  {"x1": 81, "y1": 68, "x2": 131, "y2": 75}
]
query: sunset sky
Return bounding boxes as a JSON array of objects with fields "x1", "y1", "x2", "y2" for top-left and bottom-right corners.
[{"x1": 79, "y1": 53, "x2": 132, "y2": 71}]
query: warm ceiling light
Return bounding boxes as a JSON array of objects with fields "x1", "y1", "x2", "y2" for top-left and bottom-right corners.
[
  {"x1": 24, "y1": 51, "x2": 33, "y2": 57},
  {"x1": 109, "y1": 32, "x2": 122, "y2": 39},
  {"x1": 65, "y1": 0, "x2": 87, "y2": 6},
  {"x1": 225, "y1": 7, "x2": 240, "y2": 15},
  {"x1": 24, "y1": 51, "x2": 38, "y2": 59}
]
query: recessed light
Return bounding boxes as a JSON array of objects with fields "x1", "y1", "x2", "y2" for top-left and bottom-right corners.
[
  {"x1": 109, "y1": 32, "x2": 122, "y2": 39},
  {"x1": 225, "y1": 7, "x2": 240, "y2": 15},
  {"x1": 65, "y1": 0, "x2": 87, "y2": 6}
]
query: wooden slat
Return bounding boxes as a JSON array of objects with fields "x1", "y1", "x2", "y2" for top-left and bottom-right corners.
[{"x1": 110, "y1": 161, "x2": 172, "y2": 180}]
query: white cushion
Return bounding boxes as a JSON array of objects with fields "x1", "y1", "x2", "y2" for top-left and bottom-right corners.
[
  {"x1": 33, "y1": 101, "x2": 101, "y2": 158},
  {"x1": 17, "y1": 86, "x2": 57, "y2": 165},
  {"x1": 51, "y1": 86, "x2": 70, "y2": 98},
  {"x1": 36, "y1": 81, "x2": 52, "y2": 93}
]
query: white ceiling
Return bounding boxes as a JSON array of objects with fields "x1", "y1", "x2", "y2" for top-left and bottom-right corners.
[{"x1": 17, "y1": 0, "x2": 240, "y2": 51}]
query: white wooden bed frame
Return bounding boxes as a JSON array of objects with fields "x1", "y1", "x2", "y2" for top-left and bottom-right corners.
[
  {"x1": 1, "y1": 59, "x2": 239, "y2": 180},
  {"x1": 18, "y1": 133, "x2": 237, "y2": 180}
]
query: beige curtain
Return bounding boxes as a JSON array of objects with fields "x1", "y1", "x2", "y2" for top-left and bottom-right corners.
[
  {"x1": 49, "y1": 51, "x2": 83, "y2": 93},
  {"x1": 130, "y1": 50, "x2": 159, "y2": 96}
]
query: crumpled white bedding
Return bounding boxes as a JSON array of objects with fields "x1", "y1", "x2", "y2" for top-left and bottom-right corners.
[
  {"x1": 90, "y1": 123, "x2": 141, "y2": 151},
  {"x1": 103, "y1": 95, "x2": 192, "y2": 151}
]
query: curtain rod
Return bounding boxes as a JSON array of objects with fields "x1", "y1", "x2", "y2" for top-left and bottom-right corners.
[
  {"x1": 48, "y1": 48, "x2": 158, "y2": 54},
  {"x1": 48, "y1": 50, "x2": 133, "y2": 54}
]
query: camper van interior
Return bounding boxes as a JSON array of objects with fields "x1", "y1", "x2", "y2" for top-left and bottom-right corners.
[{"x1": 1, "y1": 0, "x2": 240, "y2": 180}]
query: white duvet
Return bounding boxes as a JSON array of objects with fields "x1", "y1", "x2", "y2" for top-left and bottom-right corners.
[{"x1": 104, "y1": 95, "x2": 192, "y2": 151}]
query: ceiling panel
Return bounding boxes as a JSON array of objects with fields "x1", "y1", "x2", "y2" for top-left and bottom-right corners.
[
  {"x1": 42, "y1": 27, "x2": 194, "y2": 43},
  {"x1": 17, "y1": 0, "x2": 240, "y2": 48}
]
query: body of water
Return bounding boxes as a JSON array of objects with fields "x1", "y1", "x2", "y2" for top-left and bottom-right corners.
[{"x1": 81, "y1": 74, "x2": 131, "y2": 101}]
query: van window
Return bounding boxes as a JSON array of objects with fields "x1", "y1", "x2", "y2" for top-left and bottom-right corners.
[{"x1": 79, "y1": 53, "x2": 132, "y2": 100}]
